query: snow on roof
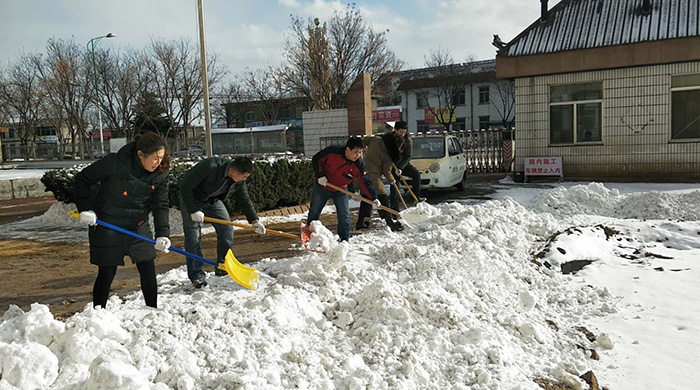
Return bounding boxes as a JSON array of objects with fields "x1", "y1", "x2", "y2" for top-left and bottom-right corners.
[
  {"x1": 504, "y1": 0, "x2": 700, "y2": 57},
  {"x1": 212, "y1": 124, "x2": 289, "y2": 134}
]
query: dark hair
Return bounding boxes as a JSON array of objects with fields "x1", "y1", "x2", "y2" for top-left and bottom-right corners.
[
  {"x1": 135, "y1": 132, "x2": 170, "y2": 172},
  {"x1": 346, "y1": 137, "x2": 363, "y2": 150},
  {"x1": 230, "y1": 156, "x2": 254, "y2": 174},
  {"x1": 394, "y1": 121, "x2": 408, "y2": 130}
]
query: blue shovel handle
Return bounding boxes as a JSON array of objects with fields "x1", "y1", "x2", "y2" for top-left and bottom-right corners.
[{"x1": 86, "y1": 216, "x2": 218, "y2": 267}]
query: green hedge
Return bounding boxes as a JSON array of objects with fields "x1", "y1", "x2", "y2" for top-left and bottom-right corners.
[{"x1": 41, "y1": 157, "x2": 314, "y2": 214}]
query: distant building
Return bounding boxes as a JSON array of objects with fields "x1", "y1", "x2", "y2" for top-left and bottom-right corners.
[
  {"x1": 211, "y1": 124, "x2": 293, "y2": 155},
  {"x1": 389, "y1": 59, "x2": 515, "y2": 134},
  {"x1": 497, "y1": 0, "x2": 700, "y2": 180}
]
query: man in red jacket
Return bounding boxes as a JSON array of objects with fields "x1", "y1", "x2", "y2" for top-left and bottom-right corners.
[{"x1": 308, "y1": 137, "x2": 379, "y2": 242}]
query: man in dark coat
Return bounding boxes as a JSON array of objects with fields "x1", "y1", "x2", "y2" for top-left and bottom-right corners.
[
  {"x1": 180, "y1": 156, "x2": 264, "y2": 288},
  {"x1": 74, "y1": 132, "x2": 170, "y2": 308},
  {"x1": 390, "y1": 121, "x2": 423, "y2": 210},
  {"x1": 308, "y1": 137, "x2": 379, "y2": 242},
  {"x1": 355, "y1": 132, "x2": 404, "y2": 231}
]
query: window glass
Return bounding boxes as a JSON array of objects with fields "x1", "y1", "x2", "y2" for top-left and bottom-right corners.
[
  {"x1": 550, "y1": 105, "x2": 574, "y2": 144},
  {"x1": 479, "y1": 115, "x2": 490, "y2": 130},
  {"x1": 550, "y1": 82, "x2": 602, "y2": 103},
  {"x1": 416, "y1": 120, "x2": 429, "y2": 133},
  {"x1": 576, "y1": 103, "x2": 602, "y2": 142},
  {"x1": 417, "y1": 94, "x2": 428, "y2": 108},
  {"x1": 453, "y1": 90, "x2": 466, "y2": 105},
  {"x1": 412, "y1": 137, "x2": 446, "y2": 159},
  {"x1": 479, "y1": 86, "x2": 490, "y2": 104},
  {"x1": 671, "y1": 89, "x2": 700, "y2": 139},
  {"x1": 671, "y1": 74, "x2": 700, "y2": 88}
]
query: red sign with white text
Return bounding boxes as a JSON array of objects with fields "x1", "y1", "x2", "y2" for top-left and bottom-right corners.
[
  {"x1": 524, "y1": 157, "x2": 563, "y2": 176},
  {"x1": 372, "y1": 108, "x2": 401, "y2": 123}
]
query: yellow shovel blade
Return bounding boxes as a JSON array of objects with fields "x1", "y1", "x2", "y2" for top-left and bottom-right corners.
[{"x1": 219, "y1": 249, "x2": 259, "y2": 290}]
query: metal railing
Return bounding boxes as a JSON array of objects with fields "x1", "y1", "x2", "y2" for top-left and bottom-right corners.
[{"x1": 319, "y1": 127, "x2": 512, "y2": 173}]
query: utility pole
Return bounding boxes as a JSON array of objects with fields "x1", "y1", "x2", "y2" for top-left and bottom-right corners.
[{"x1": 196, "y1": 0, "x2": 213, "y2": 157}]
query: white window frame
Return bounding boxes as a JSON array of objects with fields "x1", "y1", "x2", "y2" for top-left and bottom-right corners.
[
  {"x1": 478, "y1": 86, "x2": 490, "y2": 104},
  {"x1": 549, "y1": 83, "x2": 603, "y2": 146},
  {"x1": 416, "y1": 93, "x2": 428, "y2": 109},
  {"x1": 670, "y1": 75, "x2": 700, "y2": 142}
]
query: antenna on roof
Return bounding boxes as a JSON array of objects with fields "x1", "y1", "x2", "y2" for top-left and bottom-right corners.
[{"x1": 540, "y1": 0, "x2": 548, "y2": 22}]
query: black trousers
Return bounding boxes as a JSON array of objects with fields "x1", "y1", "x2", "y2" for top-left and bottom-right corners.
[
  {"x1": 93, "y1": 260, "x2": 157, "y2": 309},
  {"x1": 390, "y1": 163, "x2": 421, "y2": 210}
]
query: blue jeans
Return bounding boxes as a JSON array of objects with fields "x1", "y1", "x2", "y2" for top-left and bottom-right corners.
[
  {"x1": 307, "y1": 182, "x2": 350, "y2": 241},
  {"x1": 180, "y1": 197, "x2": 234, "y2": 282}
]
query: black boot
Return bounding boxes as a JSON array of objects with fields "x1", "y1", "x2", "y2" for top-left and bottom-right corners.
[
  {"x1": 388, "y1": 220, "x2": 404, "y2": 232},
  {"x1": 355, "y1": 218, "x2": 370, "y2": 230},
  {"x1": 378, "y1": 194, "x2": 403, "y2": 231}
]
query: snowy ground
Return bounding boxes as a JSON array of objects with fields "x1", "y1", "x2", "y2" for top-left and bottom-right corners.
[
  {"x1": 1, "y1": 181, "x2": 699, "y2": 389},
  {"x1": 0, "y1": 169, "x2": 47, "y2": 180}
]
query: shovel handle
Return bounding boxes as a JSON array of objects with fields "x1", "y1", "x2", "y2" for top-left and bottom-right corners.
[
  {"x1": 392, "y1": 163, "x2": 420, "y2": 204},
  {"x1": 391, "y1": 181, "x2": 408, "y2": 209},
  {"x1": 69, "y1": 211, "x2": 217, "y2": 267},
  {"x1": 203, "y1": 216, "x2": 299, "y2": 240},
  {"x1": 324, "y1": 182, "x2": 400, "y2": 216}
]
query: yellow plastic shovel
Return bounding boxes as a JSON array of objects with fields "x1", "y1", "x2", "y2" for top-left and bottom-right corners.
[{"x1": 69, "y1": 211, "x2": 259, "y2": 290}]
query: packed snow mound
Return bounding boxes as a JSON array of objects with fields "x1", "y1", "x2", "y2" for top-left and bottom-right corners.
[
  {"x1": 532, "y1": 182, "x2": 700, "y2": 220},
  {"x1": 0, "y1": 199, "x2": 611, "y2": 389}
]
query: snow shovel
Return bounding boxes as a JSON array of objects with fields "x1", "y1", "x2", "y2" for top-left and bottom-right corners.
[
  {"x1": 68, "y1": 212, "x2": 259, "y2": 290},
  {"x1": 324, "y1": 182, "x2": 400, "y2": 216},
  {"x1": 300, "y1": 223, "x2": 326, "y2": 254},
  {"x1": 390, "y1": 181, "x2": 408, "y2": 210},
  {"x1": 392, "y1": 163, "x2": 420, "y2": 205},
  {"x1": 203, "y1": 216, "x2": 299, "y2": 240}
]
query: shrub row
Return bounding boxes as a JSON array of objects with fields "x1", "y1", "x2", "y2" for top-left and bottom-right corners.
[{"x1": 41, "y1": 157, "x2": 314, "y2": 215}]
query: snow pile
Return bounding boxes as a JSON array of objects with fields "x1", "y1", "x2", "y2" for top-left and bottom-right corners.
[
  {"x1": 532, "y1": 182, "x2": 700, "y2": 220},
  {"x1": 0, "y1": 198, "x2": 616, "y2": 389}
]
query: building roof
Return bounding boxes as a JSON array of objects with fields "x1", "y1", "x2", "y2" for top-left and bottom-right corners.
[
  {"x1": 394, "y1": 60, "x2": 497, "y2": 91},
  {"x1": 211, "y1": 124, "x2": 289, "y2": 134},
  {"x1": 504, "y1": 0, "x2": 700, "y2": 57}
]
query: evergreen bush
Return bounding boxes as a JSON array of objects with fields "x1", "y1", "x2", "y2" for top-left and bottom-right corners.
[{"x1": 41, "y1": 157, "x2": 314, "y2": 214}]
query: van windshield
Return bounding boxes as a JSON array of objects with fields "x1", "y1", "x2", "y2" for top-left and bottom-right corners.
[{"x1": 412, "y1": 137, "x2": 446, "y2": 159}]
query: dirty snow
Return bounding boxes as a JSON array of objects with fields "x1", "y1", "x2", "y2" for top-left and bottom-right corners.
[{"x1": 0, "y1": 182, "x2": 698, "y2": 389}]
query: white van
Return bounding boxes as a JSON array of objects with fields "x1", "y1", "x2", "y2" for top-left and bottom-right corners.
[{"x1": 407, "y1": 134, "x2": 467, "y2": 190}]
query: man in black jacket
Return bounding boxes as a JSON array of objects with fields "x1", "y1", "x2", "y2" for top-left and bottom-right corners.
[{"x1": 180, "y1": 156, "x2": 264, "y2": 288}]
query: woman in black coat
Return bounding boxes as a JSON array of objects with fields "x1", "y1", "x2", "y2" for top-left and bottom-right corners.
[{"x1": 74, "y1": 132, "x2": 171, "y2": 309}]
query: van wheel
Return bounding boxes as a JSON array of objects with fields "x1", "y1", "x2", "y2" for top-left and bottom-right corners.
[{"x1": 455, "y1": 172, "x2": 466, "y2": 191}]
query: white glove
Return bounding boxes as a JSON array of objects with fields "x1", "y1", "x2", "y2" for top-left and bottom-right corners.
[
  {"x1": 373, "y1": 199, "x2": 382, "y2": 209},
  {"x1": 317, "y1": 176, "x2": 328, "y2": 186},
  {"x1": 395, "y1": 168, "x2": 402, "y2": 176},
  {"x1": 155, "y1": 237, "x2": 171, "y2": 253},
  {"x1": 252, "y1": 221, "x2": 266, "y2": 235},
  {"x1": 79, "y1": 211, "x2": 97, "y2": 226},
  {"x1": 190, "y1": 211, "x2": 205, "y2": 223}
]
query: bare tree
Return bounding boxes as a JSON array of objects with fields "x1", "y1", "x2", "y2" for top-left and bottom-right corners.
[
  {"x1": 490, "y1": 79, "x2": 515, "y2": 130},
  {"x1": 212, "y1": 77, "x2": 250, "y2": 127},
  {"x1": 146, "y1": 37, "x2": 227, "y2": 147},
  {"x1": 0, "y1": 53, "x2": 43, "y2": 159},
  {"x1": 93, "y1": 47, "x2": 151, "y2": 140},
  {"x1": 33, "y1": 39, "x2": 93, "y2": 159},
  {"x1": 422, "y1": 47, "x2": 476, "y2": 130},
  {"x1": 242, "y1": 66, "x2": 286, "y2": 124},
  {"x1": 282, "y1": 4, "x2": 404, "y2": 109}
]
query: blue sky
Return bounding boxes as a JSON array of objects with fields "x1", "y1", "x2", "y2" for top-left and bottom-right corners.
[{"x1": 1, "y1": 0, "x2": 561, "y2": 76}]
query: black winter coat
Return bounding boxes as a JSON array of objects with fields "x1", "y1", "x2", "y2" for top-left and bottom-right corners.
[
  {"x1": 74, "y1": 142, "x2": 170, "y2": 266},
  {"x1": 179, "y1": 157, "x2": 258, "y2": 223}
]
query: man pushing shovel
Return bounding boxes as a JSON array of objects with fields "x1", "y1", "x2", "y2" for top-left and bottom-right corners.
[
  {"x1": 307, "y1": 137, "x2": 381, "y2": 242},
  {"x1": 180, "y1": 156, "x2": 265, "y2": 289}
]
